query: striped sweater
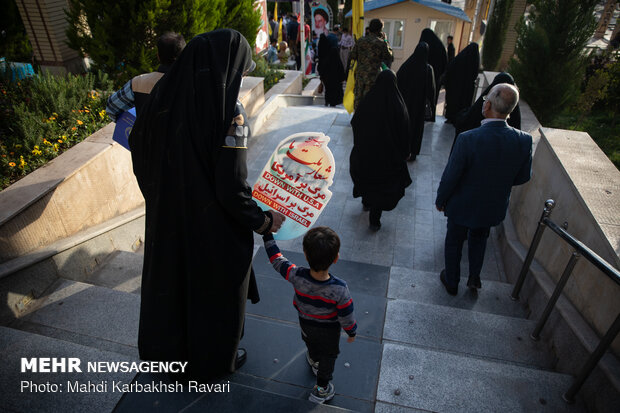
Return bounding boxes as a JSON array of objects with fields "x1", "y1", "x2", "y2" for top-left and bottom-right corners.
[{"x1": 263, "y1": 234, "x2": 357, "y2": 336}]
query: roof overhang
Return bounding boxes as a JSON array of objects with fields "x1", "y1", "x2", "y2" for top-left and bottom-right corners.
[{"x1": 345, "y1": 0, "x2": 471, "y2": 23}]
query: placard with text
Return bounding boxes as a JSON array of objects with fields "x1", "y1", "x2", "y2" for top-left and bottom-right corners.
[{"x1": 252, "y1": 132, "x2": 335, "y2": 240}]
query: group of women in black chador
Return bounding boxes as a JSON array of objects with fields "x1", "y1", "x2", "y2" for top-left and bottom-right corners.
[
  {"x1": 350, "y1": 29, "x2": 521, "y2": 230},
  {"x1": 130, "y1": 28, "x2": 523, "y2": 382},
  {"x1": 350, "y1": 29, "x2": 441, "y2": 230}
]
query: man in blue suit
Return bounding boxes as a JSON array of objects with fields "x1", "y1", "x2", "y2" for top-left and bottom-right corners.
[{"x1": 435, "y1": 83, "x2": 532, "y2": 295}]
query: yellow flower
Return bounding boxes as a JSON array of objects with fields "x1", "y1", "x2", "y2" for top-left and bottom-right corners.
[
  {"x1": 15, "y1": 144, "x2": 22, "y2": 149},
  {"x1": 19, "y1": 156, "x2": 26, "y2": 168},
  {"x1": 34, "y1": 145, "x2": 39, "y2": 150},
  {"x1": 84, "y1": 109, "x2": 90, "y2": 113},
  {"x1": 77, "y1": 120, "x2": 84, "y2": 125},
  {"x1": 62, "y1": 135, "x2": 66, "y2": 139},
  {"x1": 53, "y1": 144, "x2": 59, "y2": 152},
  {"x1": 9, "y1": 162, "x2": 15, "y2": 167},
  {"x1": 99, "y1": 110, "x2": 106, "y2": 119},
  {"x1": 32, "y1": 149, "x2": 42, "y2": 155},
  {"x1": 43, "y1": 139, "x2": 51, "y2": 146}
]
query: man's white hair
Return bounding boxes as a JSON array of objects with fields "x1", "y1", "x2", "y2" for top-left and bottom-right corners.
[{"x1": 487, "y1": 83, "x2": 519, "y2": 115}]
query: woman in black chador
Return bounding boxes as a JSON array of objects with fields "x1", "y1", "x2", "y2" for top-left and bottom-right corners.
[
  {"x1": 454, "y1": 71, "x2": 521, "y2": 138},
  {"x1": 397, "y1": 41, "x2": 436, "y2": 162},
  {"x1": 129, "y1": 29, "x2": 283, "y2": 381},
  {"x1": 318, "y1": 32, "x2": 345, "y2": 106},
  {"x1": 419, "y1": 28, "x2": 447, "y2": 121},
  {"x1": 350, "y1": 70, "x2": 412, "y2": 231},
  {"x1": 444, "y1": 42, "x2": 480, "y2": 123}
]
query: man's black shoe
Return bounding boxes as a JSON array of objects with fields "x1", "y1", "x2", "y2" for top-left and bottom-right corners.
[
  {"x1": 235, "y1": 348, "x2": 247, "y2": 370},
  {"x1": 467, "y1": 276, "x2": 481, "y2": 290},
  {"x1": 440, "y1": 270, "x2": 458, "y2": 296}
]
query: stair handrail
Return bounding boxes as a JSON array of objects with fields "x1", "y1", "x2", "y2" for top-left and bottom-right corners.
[{"x1": 510, "y1": 199, "x2": 620, "y2": 403}]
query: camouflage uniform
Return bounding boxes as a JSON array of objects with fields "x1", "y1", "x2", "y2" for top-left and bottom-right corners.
[{"x1": 349, "y1": 33, "x2": 393, "y2": 110}]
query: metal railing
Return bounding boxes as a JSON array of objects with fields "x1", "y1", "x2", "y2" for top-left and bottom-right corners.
[{"x1": 510, "y1": 199, "x2": 620, "y2": 403}]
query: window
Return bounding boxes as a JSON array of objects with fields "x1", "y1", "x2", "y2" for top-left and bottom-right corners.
[
  {"x1": 429, "y1": 20, "x2": 454, "y2": 47},
  {"x1": 383, "y1": 19, "x2": 405, "y2": 49}
]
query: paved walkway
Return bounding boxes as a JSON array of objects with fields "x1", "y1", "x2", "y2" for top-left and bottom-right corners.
[
  {"x1": 248, "y1": 104, "x2": 505, "y2": 281},
  {"x1": 2, "y1": 102, "x2": 582, "y2": 412}
]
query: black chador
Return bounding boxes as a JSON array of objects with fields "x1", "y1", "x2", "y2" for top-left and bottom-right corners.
[
  {"x1": 350, "y1": 70, "x2": 412, "y2": 229},
  {"x1": 129, "y1": 29, "x2": 267, "y2": 381},
  {"x1": 444, "y1": 42, "x2": 480, "y2": 123},
  {"x1": 397, "y1": 41, "x2": 436, "y2": 161},
  {"x1": 318, "y1": 33, "x2": 346, "y2": 107},
  {"x1": 419, "y1": 28, "x2": 447, "y2": 120},
  {"x1": 453, "y1": 71, "x2": 522, "y2": 149}
]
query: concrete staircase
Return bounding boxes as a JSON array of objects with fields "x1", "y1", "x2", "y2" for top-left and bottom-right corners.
[
  {"x1": 2, "y1": 241, "x2": 587, "y2": 412},
  {"x1": 0, "y1": 105, "x2": 592, "y2": 412}
]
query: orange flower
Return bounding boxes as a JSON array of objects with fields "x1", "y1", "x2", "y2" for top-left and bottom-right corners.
[
  {"x1": 77, "y1": 120, "x2": 84, "y2": 125},
  {"x1": 9, "y1": 162, "x2": 16, "y2": 167},
  {"x1": 84, "y1": 109, "x2": 90, "y2": 113},
  {"x1": 1, "y1": 154, "x2": 6, "y2": 157},
  {"x1": 71, "y1": 127, "x2": 77, "y2": 131},
  {"x1": 58, "y1": 139, "x2": 64, "y2": 143},
  {"x1": 9, "y1": 152, "x2": 14, "y2": 155}
]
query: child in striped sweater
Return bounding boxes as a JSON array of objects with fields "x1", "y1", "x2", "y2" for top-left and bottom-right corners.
[{"x1": 262, "y1": 226, "x2": 357, "y2": 404}]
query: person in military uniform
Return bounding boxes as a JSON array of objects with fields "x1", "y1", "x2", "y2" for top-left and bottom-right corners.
[{"x1": 348, "y1": 18, "x2": 393, "y2": 110}]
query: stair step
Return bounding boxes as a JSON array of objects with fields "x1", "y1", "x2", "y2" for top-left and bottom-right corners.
[
  {"x1": 0, "y1": 326, "x2": 137, "y2": 413},
  {"x1": 85, "y1": 250, "x2": 143, "y2": 293},
  {"x1": 114, "y1": 375, "x2": 351, "y2": 412},
  {"x1": 388, "y1": 266, "x2": 528, "y2": 319},
  {"x1": 384, "y1": 299, "x2": 554, "y2": 369},
  {"x1": 22, "y1": 280, "x2": 139, "y2": 351},
  {"x1": 377, "y1": 342, "x2": 585, "y2": 412}
]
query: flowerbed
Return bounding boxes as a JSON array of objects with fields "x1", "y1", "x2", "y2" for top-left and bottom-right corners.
[{"x1": 0, "y1": 71, "x2": 114, "y2": 190}]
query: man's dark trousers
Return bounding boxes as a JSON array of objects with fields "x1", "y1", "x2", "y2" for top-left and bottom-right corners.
[{"x1": 444, "y1": 218, "x2": 490, "y2": 288}]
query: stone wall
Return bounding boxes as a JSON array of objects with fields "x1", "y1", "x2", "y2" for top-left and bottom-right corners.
[{"x1": 506, "y1": 127, "x2": 620, "y2": 354}]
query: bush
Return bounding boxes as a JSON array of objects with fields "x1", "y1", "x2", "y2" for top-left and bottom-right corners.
[
  {"x1": 0, "y1": 71, "x2": 114, "y2": 189},
  {"x1": 252, "y1": 55, "x2": 285, "y2": 92},
  {"x1": 481, "y1": 0, "x2": 515, "y2": 71},
  {"x1": 509, "y1": 0, "x2": 598, "y2": 123},
  {"x1": 0, "y1": 0, "x2": 34, "y2": 63},
  {"x1": 66, "y1": 0, "x2": 261, "y2": 87}
]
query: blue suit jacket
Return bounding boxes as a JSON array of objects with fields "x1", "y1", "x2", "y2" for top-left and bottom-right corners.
[{"x1": 435, "y1": 120, "x2": 532, "y2": 228}]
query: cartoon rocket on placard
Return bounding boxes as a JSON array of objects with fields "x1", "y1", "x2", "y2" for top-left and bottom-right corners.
[{"x1": 252, "y1": 132, "x2": 335, "y2": 240}]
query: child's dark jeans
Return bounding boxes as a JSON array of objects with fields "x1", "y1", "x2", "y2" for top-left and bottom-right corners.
[{"x1": 300, "y1": 319, "x2": 341, "y2": 387}]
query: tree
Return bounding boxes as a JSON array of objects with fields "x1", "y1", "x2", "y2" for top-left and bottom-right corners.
[
  {"x1": 481, "y1": 0, "x2": 514, "y2": 71},
  {"x1": 0, "y1": 0, "x2": 33, "y2": 63},
  {"x1": 220, "y1": 0, "x2": 262, "y2": 48},
  {"x1": 65, "y1": 0, "x2": 262, "y2": 86},
  {"x1": 508, "y1": 0, "x2": 598, "y2": 122}
]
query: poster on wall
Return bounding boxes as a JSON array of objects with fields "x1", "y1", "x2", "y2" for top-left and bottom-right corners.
[
  {"x1": 252, "y1": 132, "x2": 336, "y2": 240},
  {"x1": 311, "y1": 0, "x2": 333, "y2": 37},
  {"x1": 255, "y1": 0, "x2": 269, "y2": 54}
]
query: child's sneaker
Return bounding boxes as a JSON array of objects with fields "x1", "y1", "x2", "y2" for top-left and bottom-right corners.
[
  {"x1": 306, "y1": 351, "x2": 319, "y2": 376},
  {"x1": 309, "y1": 382, "x2": 335, "y2": 404}
]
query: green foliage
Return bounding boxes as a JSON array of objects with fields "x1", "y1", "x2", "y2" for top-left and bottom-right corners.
[
  {"x1": 65, "y1": 0, "x2": 225, "y2": 87},
  {"x1": 482, "y1": 0, "x2": 514, "y2": 71},
  {"x1": 252, "y1": 54, "x2": 284, "y2": 92},
  {"x1": 220, "y1": 0, "x2": 262, "y2": 48},
  {"x1": 573, "y1": 68, "x2": 609, "y2": 124},
  {"x1": 0, "y1": 0, "x2": 34, "y2": 62},
  {"x1": 509, "y1": 0, "x2": 598, "y2": 123},
  {"x1": 0, "y1": 71, "x2": 113, "y2": 189},
  {"x1": 549, "y1": 110, "x2": 620, "y2": 171}
]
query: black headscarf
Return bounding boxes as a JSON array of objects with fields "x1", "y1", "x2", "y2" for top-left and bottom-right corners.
[
  {"x1": 444, "y1": 42, "x2": 480, "y2": 122},
  {"x1": 318, "y1": 33, "x2": 345, "y2": 106},
  {"x1": 129, "y1": 29, "x2": 263, "y2": 380},
  {"x1": 397, "y1": 42, "x2": 435, "y2": 157},
  {"x1": 350, "y1": 70, "x2": 412, "y2": 211},
  {"x1": 454, "y1": 72, "x2": 522, "y2": 139},
  {"x1": 419, "y1": 28, "x2": 447, "y2": 115}
]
